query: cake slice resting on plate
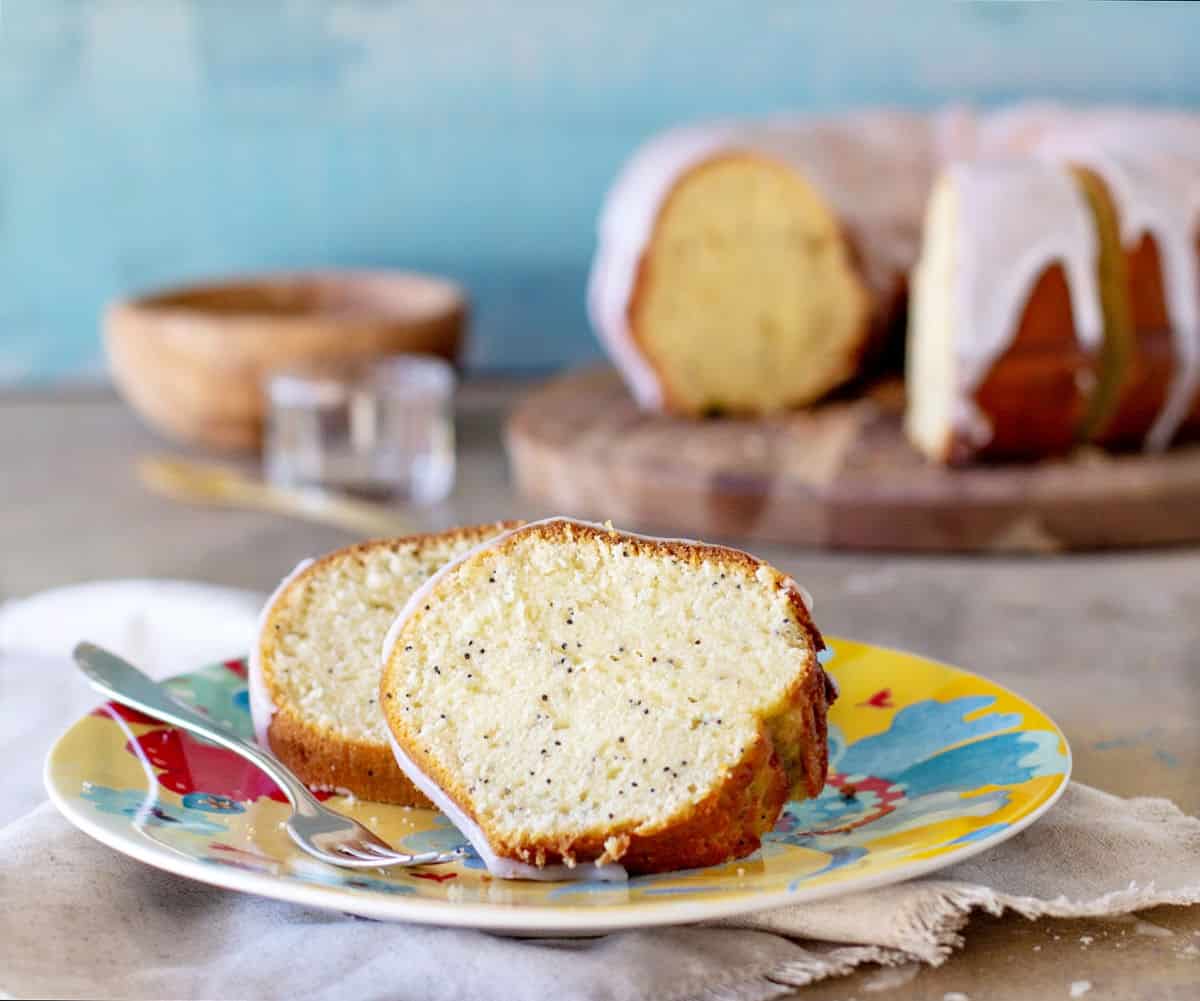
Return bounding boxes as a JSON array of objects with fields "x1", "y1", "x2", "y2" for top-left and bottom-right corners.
[{"x1": 380, "y1": 517, "x2": 833, "y2": 879}]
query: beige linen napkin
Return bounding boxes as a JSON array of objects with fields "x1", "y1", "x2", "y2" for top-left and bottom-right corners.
[{"x1": 2, "y1": 784, "x2": 1198, "y2": 1001}]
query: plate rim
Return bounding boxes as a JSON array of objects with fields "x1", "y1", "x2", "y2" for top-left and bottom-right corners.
[{"x1": 45, "y1": 639, "x2": 1072, "y2": 934}]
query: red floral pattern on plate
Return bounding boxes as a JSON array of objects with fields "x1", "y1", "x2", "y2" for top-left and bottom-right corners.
[
  {"x1": 127, "y1": 728, "x2": 332, "y2": 804},
  {"x1": 857, "y1": 688, "x2": 895, "y2": 709},
  {"x1": 222, "y1": 658, "x2": 248, "y2": 679},
  {"x1": 814, "y1": 772, "x2": 906, "y2": 834},
  {"x1": 92, "y1": 702, "x2": 162, "y2": 727}
]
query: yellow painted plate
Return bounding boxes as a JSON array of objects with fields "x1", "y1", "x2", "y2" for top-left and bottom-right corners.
[{"x1": 45, "y1": 638, "x2": 1070, "y2": 935}]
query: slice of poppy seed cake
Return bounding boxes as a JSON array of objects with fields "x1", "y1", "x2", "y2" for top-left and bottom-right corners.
[{"x1": 380, "y1": 517, "x2": 832, "y2": 878}]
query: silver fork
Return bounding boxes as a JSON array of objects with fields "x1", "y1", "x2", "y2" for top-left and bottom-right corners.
[{"x1": 73, "y1": 642, "x2": 463, "y2": 870}]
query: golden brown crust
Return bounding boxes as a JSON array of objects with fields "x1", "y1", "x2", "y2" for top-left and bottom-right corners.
[
  {"x1": 381, "y1": 518, "x2": 831, "y2": 874},
  {"x1": 1113, "y1": 234, "x2": 1177, "y2": 442},
  {"x1": 258, "y1": 521, "x2": 520, "y2": 807},
  {"x1": 495, "y1": 731, "x2": 792, "y2": 873},
  {"x1": 767, "y1": 616, "x2": 831, "y2": 801},
  {"x1": 949, "y1": 264, "x2": 1096, "y2": 464},
  {"x1": 949, "y1": 173, "x2": 1192, "y2": 462},
  {"x1": 627, "y1": 152, "x2": 874, "y2": 418},
  {"x1": 266, "y1": 710, "x2": 433, "y2": 806},
  {"x1": 1086, "y1": 189, "x2": 1175, "y2": 449}
]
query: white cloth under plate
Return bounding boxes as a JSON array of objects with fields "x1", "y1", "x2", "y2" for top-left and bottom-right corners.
[
  {"x1": 2, "y1": 581, "x2": 1198, "y2": 1000},
  {"x1": 0, "y1": 580, "x2": 263, "y2": 824}
]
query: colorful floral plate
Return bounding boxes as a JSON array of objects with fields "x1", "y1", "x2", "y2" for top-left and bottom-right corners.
[{"x1": 45, "y1": 638, "x2": 1070, "y2": 935}]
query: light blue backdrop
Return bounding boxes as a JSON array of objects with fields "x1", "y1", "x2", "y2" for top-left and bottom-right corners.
[{"x1": 3, "y1": 2, "x2": 1199, "y2": 382}]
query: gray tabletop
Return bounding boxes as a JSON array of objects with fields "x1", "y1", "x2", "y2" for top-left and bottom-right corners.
[{"x1": 2, "y1": 381, "x2": 1198, "y2": 1000}]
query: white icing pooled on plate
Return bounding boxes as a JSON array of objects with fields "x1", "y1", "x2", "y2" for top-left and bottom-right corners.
[
  {"x1": 248, "y1": 559, "x2": 314, "y2": 748},
  {"x1": 949, "y1": 159, "x2": 1103, "y2": 441}
]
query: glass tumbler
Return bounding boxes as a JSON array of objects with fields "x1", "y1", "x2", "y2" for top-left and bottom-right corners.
[{"x1": 264, "y1": 355, "x2": 456, "y2": 505}]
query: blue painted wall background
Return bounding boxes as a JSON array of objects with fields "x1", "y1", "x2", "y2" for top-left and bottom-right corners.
[{"x1": 2, "y1": 2, "x2": 1199, "y2": 382}]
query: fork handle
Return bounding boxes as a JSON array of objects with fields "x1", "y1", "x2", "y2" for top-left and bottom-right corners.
[{"x1": 73, "y1": 642, "x2": 324, "y2": 817}]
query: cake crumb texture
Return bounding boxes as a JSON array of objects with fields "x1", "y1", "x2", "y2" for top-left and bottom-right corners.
[
  {"x1": 257, "y1": 522, "x2": 518, "y2": 805},
  {"x1": 382, "y1": 518, "x2": 830, "y2": 873}
]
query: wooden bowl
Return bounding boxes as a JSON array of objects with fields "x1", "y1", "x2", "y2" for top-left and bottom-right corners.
[{"x1": 105, "y1": 271, "x2": 467, "y2": 452}]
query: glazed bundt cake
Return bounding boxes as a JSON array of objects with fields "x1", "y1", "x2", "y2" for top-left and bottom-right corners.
[
  {"x1": 591, "y1": 103, "x2": 1200, "y2": 463},
  {"x1": 250, "y1": 522, "x2": 517, "y2": 805},
  {"x1": 380, "y1": 518, "x2": 831, "y2": 878},
  {"x1": 905, "y1": 160, "x2": 1105, "y2": 463},
  {"x1": 906, "y1": 147, "x2": 1200, "y2": 464}
]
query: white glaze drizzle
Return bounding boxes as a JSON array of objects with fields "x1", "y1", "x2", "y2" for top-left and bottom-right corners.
[
  {"x1": 931, "y1": 104, "x2": 982, "y2": 163},
  {"x1": 593, "y1": 104, "x2": 1200, "y2": 451},
  {"x1": 1144, "y1": 155, "x2": 1200, "y2": 451},
  {"x1": 248, "y1": 558, "x2": 315, "y2": 748},
  {"x1": 587, "y1": 124, "x2": 743, "y2": 409},
  {"x1": 1031, "y1": 128, "x2": 1200, "y2": 450},
  {"x1": 586, "y1": 238, "x2": 668, "y2": 409},
  {"x1": 971, "y1": 101, "x2": 1087, "y2": 156},
  {"x1": 379, "y1": 516, "x2": 817, "y2": 880},
  {"x1": 950, "y1": 159, "x2": 1104, "y2": 444}
]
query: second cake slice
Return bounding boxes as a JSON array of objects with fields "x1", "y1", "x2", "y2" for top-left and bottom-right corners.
[{"x1": 251, "y1": 522, "x2": 517, "y2": 805}]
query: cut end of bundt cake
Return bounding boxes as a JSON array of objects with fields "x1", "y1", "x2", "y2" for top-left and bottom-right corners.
[
  {"x1": 250, "y1": 522, "x2": 519, "y2": 806},
  {"x1": 629, "y1": 154, "x2": 872, "y2": 416},
  {"x1": 906, "y1": 173, "x2": 961, "y2": 463},
  {"x1": 906, "y1": 160, "x2": 1104, "y2": 464},
  {"x1": 380, "y1": 517, "x2": 830, "y2": 878}
]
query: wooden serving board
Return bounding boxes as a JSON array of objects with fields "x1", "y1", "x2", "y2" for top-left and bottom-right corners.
[{"x1": 505, "y1": 367, "x2": 1200, "y2": 553}]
